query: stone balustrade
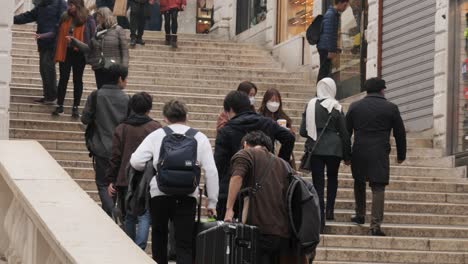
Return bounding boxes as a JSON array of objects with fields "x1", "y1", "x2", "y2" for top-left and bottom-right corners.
[{"x1": 0, "y1": 141, "x2": 155, "y2": 264}]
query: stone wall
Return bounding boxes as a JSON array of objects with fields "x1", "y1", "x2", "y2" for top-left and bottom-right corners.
[
  {"x1": 366, "y1": 0, "x2": 379, "y2": 79},
  {"x1": 178, "y1": 0, "x2": 197, "y2": 34},
  {"x1": 0, "y1": 1, "x2": 13, "y2": 140},
  {"x1": 432, "y1": 0, "x2": 449, "y2": 150}
]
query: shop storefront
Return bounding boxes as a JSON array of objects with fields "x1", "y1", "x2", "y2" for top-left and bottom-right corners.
[
  {"x1": 274, "y1": 0, "x2": 367, "y2": 99},
  {"x1": 236, "y1": 0, "x2": 268, "y2": 34},
  {"x1": 197, "y1": 0, "x2": 214, "y2": 33}
]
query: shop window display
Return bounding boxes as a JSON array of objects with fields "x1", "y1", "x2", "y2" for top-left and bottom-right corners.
[
  {"x1": 236, "y1": 0, "x2": 268, "y2": 34},
  {"x1": 276, "y1": 0, "x2": 314, "y2": 43},
  {"x1": 328, "y1": 0, "x2": 367, "y2": 100}
]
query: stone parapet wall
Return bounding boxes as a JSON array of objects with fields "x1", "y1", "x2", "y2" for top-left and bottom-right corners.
[
  {"x1": 0, "y1": 141, "x2": 155, "y2": 264},
  {"x1": 433, "y1": 0, "x2": 449, "y2": 150}
]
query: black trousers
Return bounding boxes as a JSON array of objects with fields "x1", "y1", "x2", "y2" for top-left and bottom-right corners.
[
  {"x1": 94, "y1": 68, "x2": 112, "y2": 89},
  {"x1": 354, "y1": 181, "x2": 386, "y2": 231},
  {"x1": 259, "y1": 235, "x2": 291, "y2": 264},
  {"x1": 310, "y1": 155, "x2": 341, "y2": 229},
  {"x1": 57, "y1": 48, "x2": 86, "y2": 106},
  {"x1": 317, "y1": 49, "x2": 332, "y2": 82},
  {"x1": 130, "y1": 1, "x2": 147, "y2": 39},
  {"x1": 39, "y1": 48, "x2": 57, "y2": 101},
  {"x1": 150, "y1": 196, "x2": 196, "y2": 264},
  {"x1": 93, "y1": 156, "x2": 114, "y2": 216},
  {"x1": 164, "y1": 8, "x2": 179, "y2": 35}
]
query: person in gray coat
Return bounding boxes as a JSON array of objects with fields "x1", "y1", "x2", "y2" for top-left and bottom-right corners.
[
  {"x1": 346, "y1": 77, "x2": 407, "y2": 236},
  {"x1": 81, "y1": 64, "x2": 130, "y2": 216},
  {"x1": 300, "y1": 77, "x2": 351, "y2": 233},
  {"x1": 68, "y1": 7, "x2": 129, "y2": 89}
]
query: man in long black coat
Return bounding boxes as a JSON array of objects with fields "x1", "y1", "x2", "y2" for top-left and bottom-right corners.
[{"x1": 346, "y1": 78, "x2": 407, "y2": 236}]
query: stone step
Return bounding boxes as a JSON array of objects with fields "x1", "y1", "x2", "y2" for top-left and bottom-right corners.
[
  {"x1": 10, "y1": 73, "x2": 313, "y2": 95},
  {"x1": 65, "y1": 167, "x2": 468, "y2": 194},
  {"x1": 325, "y1": 222, "x2": 468, "y2": 239},
  {"x1": 9, "y1": 92, "x2": 308, "y2": 114},
  {"x1": 320, "y1": 235, "x2": 468, "y2": 252},
  {"x1": 11, "y1": 63, "x2": 305, "y2": 84},
  {"x1": 314, "y1": 246, "x2": 468, "y2": 263},
  {"x1": 12, "y1": 40, "x2": 270, "y2": 56},
  {"x1": 339, "y1": 165, "x2": 465, "y2": 178},
  {"x1": 11, "y1": 47, "x2": 276, "y2": 65},
  {"x1": 12, "y1": 31, "x2": 262, "y2": 49},
  {"x1": 9, "y1": 117, "x2": 436, "y2": 150},
  {"x1": 12, "y1": 49, "x2": 281, "y2": 69},
  {"x1": 11, "y1": 56, "x2": 302, "y2": 79},
  {"x1": 330, "y1": 210, "x2": 468, "y2": 226}
]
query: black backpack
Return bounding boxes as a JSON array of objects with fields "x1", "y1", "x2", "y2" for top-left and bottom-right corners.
[
  {"x1": 125, "y1": 160, "x2": 155, "y2": 217},
  {"x1": 283, "y1": 161, "x2": 321, "y2": 255},
  {"x1": 306, "y1": 15, "x2": 324, "y2": 45},
  {"x1": 156, "y1": 127, "x2": 201, "y2": 195}
]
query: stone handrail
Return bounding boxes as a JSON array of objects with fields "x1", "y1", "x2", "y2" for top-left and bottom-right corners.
[{"x1": 0, "y1": 141, "x2": 155, "y2": 264}]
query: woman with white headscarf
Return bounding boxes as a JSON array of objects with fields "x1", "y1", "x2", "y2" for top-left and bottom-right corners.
[{"x1": 299, "y1": 77, "x2": 351, "y2": 233}]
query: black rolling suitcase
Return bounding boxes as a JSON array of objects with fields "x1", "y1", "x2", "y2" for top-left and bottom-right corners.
[{"x1": 196, "y1": 222, "x2": 259, "y2": 264}]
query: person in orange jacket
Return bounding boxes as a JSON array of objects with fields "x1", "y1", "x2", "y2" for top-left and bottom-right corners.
[{"x1": 160, "y1": 0, "x2": 186, "y2": 48}]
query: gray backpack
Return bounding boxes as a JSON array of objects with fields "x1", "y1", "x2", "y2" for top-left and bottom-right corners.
[{"x1": 284, "y1": 162, "x2": 321, "y2": 255}]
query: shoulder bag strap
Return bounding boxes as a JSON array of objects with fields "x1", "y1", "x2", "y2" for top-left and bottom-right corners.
[
  {"x1": 162, "y1": 126, "x2": 174, "y2": 135},
  {"x1": 310, "y1": 113, "x2": 333, "y2": 154},
  {"x1": 185, "y1": 128, "x2": 199, "y2": 138}
]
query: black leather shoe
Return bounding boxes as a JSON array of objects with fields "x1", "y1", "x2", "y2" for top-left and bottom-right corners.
[
  {"x1": 130, "y1": 38, "x2": 136, "y2": 47},
  {"x1": 136, "y1": 38, "x2": 145, "y2": 45},
  {"x1": 71, "y1": 106, "x2": 80, "y2": 119},
  {"x1": 351, "y1": 215, "x2": 365, "y2": 225},
  {"x1": 369, "y1": 229, "x2": 386, "y2": 236},
  {"x1": 52, "y1": 105, "x2": 64, "y2": 116}
]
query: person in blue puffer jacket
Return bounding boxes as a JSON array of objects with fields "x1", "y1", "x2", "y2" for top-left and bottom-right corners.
[
  {"x1": 317, "y1": 0, "x2": 349, "y2": 82},
  {"x1": 14, "y1": 0, "x2": 67, "y2": 105}
]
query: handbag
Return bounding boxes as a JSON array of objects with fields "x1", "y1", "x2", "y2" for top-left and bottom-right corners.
[
  {"x1": 300, "y1": 114, "x2": 333, "y2": 171},
  {"x1": 96, "y1": 29, "x2": 117, "y2": 70}
]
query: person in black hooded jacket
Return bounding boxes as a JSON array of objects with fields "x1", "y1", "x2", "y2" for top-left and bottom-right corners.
[
  {"x1": 14, "y1": 0, "x2": 67, "y2": 105},
  {"x1": 214, "y1": 90, "x2": 295, "y2": 219}
]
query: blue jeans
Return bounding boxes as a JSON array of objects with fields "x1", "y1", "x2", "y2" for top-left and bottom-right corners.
[{"x1": 125, "y1": 210, "x2": 151, "y2": 250}]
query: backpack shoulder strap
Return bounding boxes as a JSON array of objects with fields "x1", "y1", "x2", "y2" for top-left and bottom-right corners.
[
  {"x1": 185, "y1": 128, "x2": 198, "y2": 138},
  {"x1": 162, "y1": 126, "x2": 174, "y2": 135}
]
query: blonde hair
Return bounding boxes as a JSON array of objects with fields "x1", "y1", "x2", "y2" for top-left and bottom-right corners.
[{"x1": 96, "y1": 7, "x2": 118, "y2": 29}]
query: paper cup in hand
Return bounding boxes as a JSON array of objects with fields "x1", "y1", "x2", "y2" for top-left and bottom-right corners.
[{"x1": 277, "y1": 119, "x2": 287, "y2": 128}]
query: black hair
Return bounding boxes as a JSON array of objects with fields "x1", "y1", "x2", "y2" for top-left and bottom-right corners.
[
  {"x1": 241, "y1": 131, "x2": 273, "y2": 153},
  {"x1": 129, "y1": 92, "x2": 152, "y2": 115},
  {"x1": 163, "y1": 100, "x2": 188, "y2": 123},
  {"x1": 223, "y1": 91, "x2": 251, "y2": 114},
  {"x1": 104, "y1": 64, "x2": 128, "y2": 85},
  {"x1": 237, "y1": 81, "x2": 258, "y2": 95},
  {"x1": 335, "y1": 0, "x2": 350, "y2": 4}
]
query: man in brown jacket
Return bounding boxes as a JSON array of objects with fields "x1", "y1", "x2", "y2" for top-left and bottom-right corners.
[{"x1": 106, "y1": 92, "x2": 161, "y2": 249}]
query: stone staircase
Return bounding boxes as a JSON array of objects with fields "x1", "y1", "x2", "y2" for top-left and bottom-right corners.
[{"x1": 9, "y1": 24, "x2": 468, "y2": 263}]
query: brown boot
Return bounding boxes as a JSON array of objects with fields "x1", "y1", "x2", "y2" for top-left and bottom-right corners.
[
  {"x1": 165, "y1": 34, "x2": 171, "y2": 45},
  {"x1": 171, "y1": 35, "x2": 178, "y2": 48}
]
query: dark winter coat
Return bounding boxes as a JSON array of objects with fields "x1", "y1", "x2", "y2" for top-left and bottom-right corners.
[
  {"x1": 214, "y1": 111, "x2": 295, "y2": 198},
  {"x1": 160, "y1": 0, "x2": 186, "y2": 12},
  {"x1": 346, "y1": 93, "x2": 407, "y2": 185},
  {"x1": 96, "y1": 0, "x2": 114, "y2": 9},
  {"x1": 317, "y1": 5, "x2": 339, "y2": 52},
  {"x1": 81, "y1": 84, "x2": 130, "y2": 158},
  {"x1": 71, "y1": 25, "x2": 129, "y2": 70},
  {"x1": 106, "y1": 115, "x2": 161, "y2": 187},
  {"x1": 299, "y1": 101, "x2": 351, "y2": 161},
  {"x1": 14, "y1": 0, "x2": 67, "y2": 51}
]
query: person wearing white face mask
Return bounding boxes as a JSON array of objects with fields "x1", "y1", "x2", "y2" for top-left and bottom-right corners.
[
  {"x1": 258, "y1": 88, "x2": 293, "y2": 130},
  {"x1": 216, "y1": 81, "x2": 258, "y2": 131},
  {"x1": 299, "y1": 77, "x2": 351, "y2": 234}
]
